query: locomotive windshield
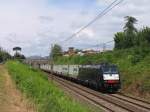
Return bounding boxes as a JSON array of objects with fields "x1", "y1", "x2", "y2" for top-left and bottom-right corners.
[{"x1": 102, "y1": 66, "x2": 118, "y2": 74}]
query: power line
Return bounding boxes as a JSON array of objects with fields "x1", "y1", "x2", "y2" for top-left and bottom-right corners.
[{"x1": 62, "y1": 0, "x2": 124, "y2": 43}]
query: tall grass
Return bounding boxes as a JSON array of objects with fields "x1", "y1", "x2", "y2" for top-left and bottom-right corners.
[{"x1": 6, "y1": 61, "x2": 91, "y2": 112}]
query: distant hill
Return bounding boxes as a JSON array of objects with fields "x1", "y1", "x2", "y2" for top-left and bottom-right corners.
[
  {"x1": 27, "y1": 56, "x2": 49, "y2": 60},
  {"x1": 27, "y1": 56, "x2": 42, "y2": 60}
]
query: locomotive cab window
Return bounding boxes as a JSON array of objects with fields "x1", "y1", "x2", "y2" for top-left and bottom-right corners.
[{"x1": 102, "y1": 66, "x2": 118, "y2": 74}]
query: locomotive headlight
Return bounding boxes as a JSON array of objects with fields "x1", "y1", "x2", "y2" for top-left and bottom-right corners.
[
  {"x1": 112, "y1": 74, "x2": 120, "y2": 79},
  {"x1": 103, "y1": 74, "x2": 119, "y2": 80}
]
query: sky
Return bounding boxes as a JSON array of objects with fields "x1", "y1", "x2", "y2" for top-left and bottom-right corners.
[{"x1": 0, "y1": 0, "x2": 150, "y2": 56}]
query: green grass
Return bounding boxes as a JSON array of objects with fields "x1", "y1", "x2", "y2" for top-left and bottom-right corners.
[
  {"x1": 55, "y1": 48, "x2": 150, "y2": 99},
  {"x1": 6, "y1": 61, "x2": 92, "y2": 112}
]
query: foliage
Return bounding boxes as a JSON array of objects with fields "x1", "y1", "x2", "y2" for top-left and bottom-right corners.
[
  {"x1": 136, "y1": 27, "x2": 150, "y2": 46},
  {"x1": 13, "y1": 47, "x2": 22, "y2": 51},
  {"x1": 14, "y1": 53, "x2": 26, "y2": 59},
  {"x1": 114, "y1": 32, "x2": 126, "y2": 49},
  {"x1": 114, "y1": 16, "x2": 150, "y2": 49},
  {"x1": 0, "y1": 47, "x2": 11, "y2": 62},
  {"x1": 6, "y1": 61, "x2": 91, "y2": 112},
  {"x1": 51, "y1": 44, "x2": 63, "y2": 59},
  {"x1": 124, "y1": 16, "x2": 137, "y2": 34}
]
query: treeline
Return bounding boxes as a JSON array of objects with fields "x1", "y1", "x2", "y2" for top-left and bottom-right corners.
[
  {"x1": 114, "y1": 16, "x2": 150, "y2": 49},
  {"x1": 0, "y1": 47, "x2": 11, "y2": 63}
]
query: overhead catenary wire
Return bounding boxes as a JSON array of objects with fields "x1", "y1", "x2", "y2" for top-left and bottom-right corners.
[{"x1": 61, "y1": 0, "x2": 124, "y2": 44}]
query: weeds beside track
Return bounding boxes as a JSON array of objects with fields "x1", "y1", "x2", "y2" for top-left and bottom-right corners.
[{"x1": 6, "y1": 61, "x2": 92, "y2": 112}]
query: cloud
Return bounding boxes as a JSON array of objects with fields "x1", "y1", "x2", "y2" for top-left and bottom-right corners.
[
  {"x1": 76, "y1": 28, "x2": 95, "y2": 38},
  {"x1": 96, "y1": 0, "x2": 113, "y2": 6},
  {"x1": 0, "y1": 0, "x2": 150, "y2": 56}
]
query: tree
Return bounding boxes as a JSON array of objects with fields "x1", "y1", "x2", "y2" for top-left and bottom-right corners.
[
  {"x1": 13, "y1": 47, "x2": 21, "y2": 55},
  {"x1": 51, "y1": 44, "x2": 62, "y2": 59},
  {"x1": 114, "y1": 16, "x2": 138, "y2": 49},
  {"x1": 124, "y1": 16, "x2": 138, "y2": 48},
  {"x1": 135, "y1": 27, "x2": 150, "y2": 47},
  {"x1": 124, "y1": 16, "x2": 137, "y2": 34},
  {"x1": 114, "y1": 32, "x2": 126, "y2": 49},
  {"x1": 13, "y1": 47, "x2": 25, "y2": 59},
  {"x1": 140, "y1": 27, "x2": 150, "y2": 44}
]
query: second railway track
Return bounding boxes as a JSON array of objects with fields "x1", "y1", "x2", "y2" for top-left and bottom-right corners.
[
  {"x1": 46, "y1": 73, "x2": 150, "y2": 112},
  {"x1": 109, "y1": 94, "x2": 150, "y2": 110}
]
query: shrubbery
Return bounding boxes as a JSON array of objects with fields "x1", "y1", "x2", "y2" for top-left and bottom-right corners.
[{"x1": 0, "y1": 47, "x2": 11, "y2": 63}]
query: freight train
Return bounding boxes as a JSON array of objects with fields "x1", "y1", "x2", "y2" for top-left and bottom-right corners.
[{"x1": 40, "y1": 63, "x2": 121, "y2": 92}]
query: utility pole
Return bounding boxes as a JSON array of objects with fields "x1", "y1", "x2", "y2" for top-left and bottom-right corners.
[
  {"x1": 103, "y1": 43, "x2": 106, "y2": 52},
  {"x1": 98, "y1": 42, "x2": 101, "y2": 53}
]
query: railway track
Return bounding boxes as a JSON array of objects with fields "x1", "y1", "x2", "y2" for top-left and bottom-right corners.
[
  {"x1": 46, "y1": 73, "x2": 150, "y2": 112},
  {"x1": 118, "y1": 93, "x2": 150, "y2": 105},
  {"x1": 109, "y1": 94, "x2": 150, "y2": 110},
  {"x1": 49, "y1": 75, "x2": 127, "y2": 112}
]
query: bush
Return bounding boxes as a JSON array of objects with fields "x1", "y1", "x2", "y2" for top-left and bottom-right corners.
[{"x1": 131, "y1": 54, "x2": 143, "y2": 64}]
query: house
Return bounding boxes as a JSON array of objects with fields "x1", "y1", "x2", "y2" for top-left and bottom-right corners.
[
  {"x1": 63, "y1": 51, "x2": 69, "y2": 57},
  {"x1": 63, "y1": 47, "x2": 76, "y2": 56},
  {"x1": 82, "y1": 49, "x2": 99, "y2": 55},
  {"x1": 63, "y1": 47, "x2": 100, "y2": 56},
  {"x1": 68, "y1": 47, "x2": 76, "y2": 56}
]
